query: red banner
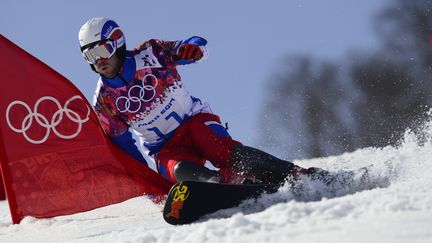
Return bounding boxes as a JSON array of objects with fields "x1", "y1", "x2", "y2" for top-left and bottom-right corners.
[
  {"x1": 0, "y1": 34, "x2": 172, "y2": 224},
  {"x1": 0, "y1": 170, "x2": 5, "y2": 200}
]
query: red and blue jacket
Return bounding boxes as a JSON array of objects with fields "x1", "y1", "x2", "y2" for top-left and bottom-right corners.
[{"x1": 92, "y1": 36, "x2": 212, "y2": 165}]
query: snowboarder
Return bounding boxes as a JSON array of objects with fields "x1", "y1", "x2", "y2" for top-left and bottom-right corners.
[{"x1": 78, "y1": 17, "x2": 325, "y2": 186}]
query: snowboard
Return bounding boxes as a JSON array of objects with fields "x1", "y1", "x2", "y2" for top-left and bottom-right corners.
[
  {"x1": 162, "y1": 181, "x2": 279, "y2": 225},
  {"x1": 162, "y1": 166, "x2": 376, "y2": 225}
]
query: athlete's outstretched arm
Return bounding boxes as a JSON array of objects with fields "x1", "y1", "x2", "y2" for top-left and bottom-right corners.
[
  {"x1": 110, "y1": 130, "x2": 148, "y2": 165},
  {"x1": 93, "y1": 91, "x2": 148, "y2": 165}
]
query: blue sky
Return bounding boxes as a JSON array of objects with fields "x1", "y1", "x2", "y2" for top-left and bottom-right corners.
[{"x1": 1, "y1": 0, "x2": 387, "y2": 148}]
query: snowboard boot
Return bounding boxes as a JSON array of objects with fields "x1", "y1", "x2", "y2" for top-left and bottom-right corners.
[
  {"x1": 173, "y1": 161, "x2": 221, "y2": 183},
  {"x1": 230, "y1": 144, "x2": 309, "y2": 185}
]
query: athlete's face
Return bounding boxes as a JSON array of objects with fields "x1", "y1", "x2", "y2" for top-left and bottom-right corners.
[{"x1": 94, "y1": 53, "x2": 121, "y2": 79}]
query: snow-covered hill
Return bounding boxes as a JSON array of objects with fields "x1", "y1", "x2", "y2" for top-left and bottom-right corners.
[{"x1": 1, "y1": 119, "x2": 432, "y2": 243}]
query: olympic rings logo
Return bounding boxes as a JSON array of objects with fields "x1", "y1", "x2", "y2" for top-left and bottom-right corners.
[
  {"x1": 116, "y1": 74, "x2": 159, "y2": 113},
  {"x1": 5, "y1": 95, "x2": 90, "y2": 144}
]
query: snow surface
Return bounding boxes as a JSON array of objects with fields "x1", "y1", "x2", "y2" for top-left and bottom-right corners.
[{"x1": 1, "y1": 119, "x2": 432, "y2": 243}]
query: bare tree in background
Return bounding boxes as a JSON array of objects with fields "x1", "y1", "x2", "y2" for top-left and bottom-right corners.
[
  {"x1": 259, "y1": 0, "x2": 432, "y2": 159},
  {"x1": 259, "y1": 56, "x2": 360, "y2": 159},
  {"x1": 353, "y1": 0, "x2": 432, "y2": 146}
]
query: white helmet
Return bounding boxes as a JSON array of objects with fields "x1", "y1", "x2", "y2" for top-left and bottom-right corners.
[{"x1": 78, "y1": 17, "x2": 125, "y2": 51}]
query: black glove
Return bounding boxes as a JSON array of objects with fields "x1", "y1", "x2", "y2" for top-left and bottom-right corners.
[{"x1": 176, "y1": 44, "x2": 203, "y2": 61}]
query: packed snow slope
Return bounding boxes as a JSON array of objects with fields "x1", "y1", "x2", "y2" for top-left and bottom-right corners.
[{"x1": 1, "y1": 119, "x2": 432, "y2": 243}]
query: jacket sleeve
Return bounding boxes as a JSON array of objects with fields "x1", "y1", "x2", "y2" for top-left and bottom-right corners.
[
  {"x1": 110, "y1": 131, "x2": 148, "y2": 166},
  {"x1": 139, "y1": 36, "x2": 208, "y2": 66}
]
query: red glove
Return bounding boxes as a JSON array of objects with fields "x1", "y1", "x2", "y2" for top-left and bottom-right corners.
[{"x1": 176, "y1": 44, "x2": 203, "y2": 61}]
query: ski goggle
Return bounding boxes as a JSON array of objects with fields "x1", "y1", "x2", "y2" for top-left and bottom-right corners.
[{"x1": 82, "y1": 40, "x2": 117, "y2": 64}]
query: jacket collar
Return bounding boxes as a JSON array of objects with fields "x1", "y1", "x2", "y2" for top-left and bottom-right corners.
[{"x1": 100, "y1": 51, "x2": 136, "y2": 88}]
